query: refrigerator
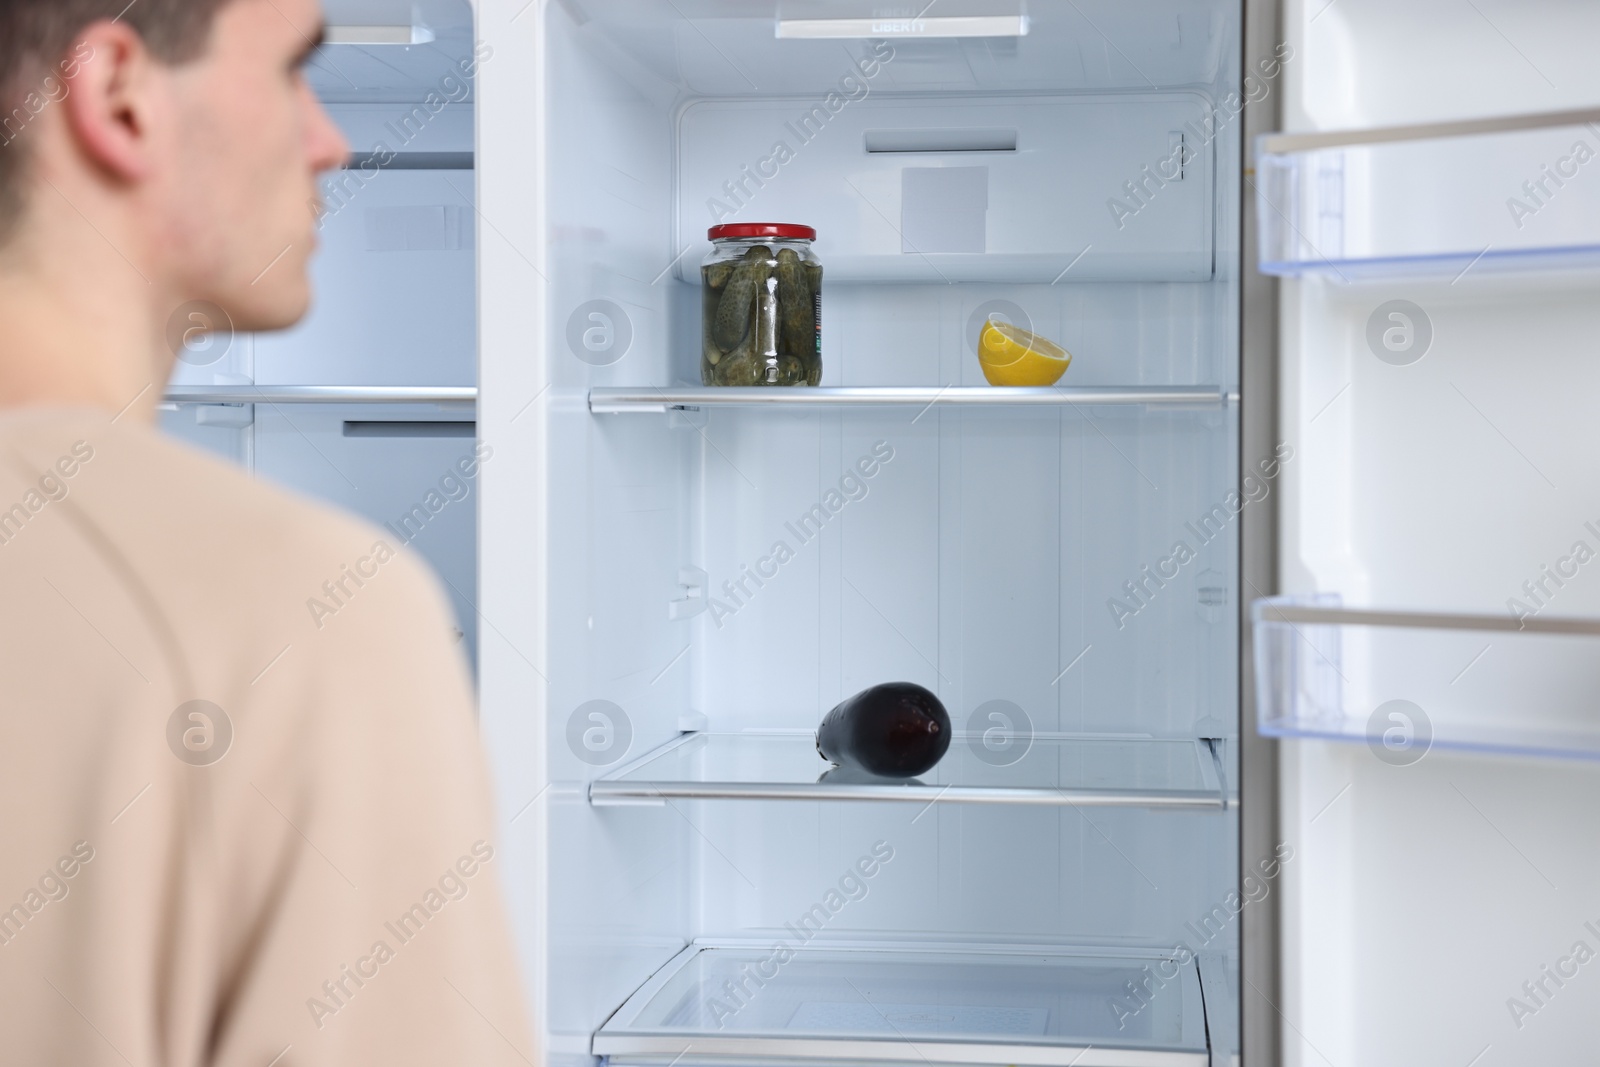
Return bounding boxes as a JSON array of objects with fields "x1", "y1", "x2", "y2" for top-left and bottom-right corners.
[
  {"x1": 161, "y1": 0, "x2": 484, "y2": 664},
  {"x1": 483, "y1": 3, "x2": 1247, "y2": 1067},
  {"x1": 159, "y1": 0, "x2": 1600, "y2": 1063}
]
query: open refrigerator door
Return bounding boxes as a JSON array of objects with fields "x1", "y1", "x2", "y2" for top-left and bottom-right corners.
[{"x1": 1256, "y1": 0, "x2": 1600, "y2": 1062}]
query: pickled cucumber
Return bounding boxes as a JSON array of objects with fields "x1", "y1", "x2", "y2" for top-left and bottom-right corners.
[
  {"x1": 712, "y1": 246, "x2": 770, "y2": 350},
  {"x1": 804, "y1": 262, "x2": 822, "y2": 294},
  {"x1": 712, "y1": 330, "x2": 764, "y2": 386},
  {"x1": 775, "y1": 248, "x2": 816, "y2": 364},
  {"x1": 704, "y1": 259, "x2": 736, "y2": 291},
  {"x1": 801, "y1": 261, "x2": 824, "y2": 384}
]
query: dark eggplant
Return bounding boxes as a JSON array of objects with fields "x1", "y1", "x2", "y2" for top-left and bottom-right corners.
[{"x1": 816, "y1": 682, "x2": 950, "y2": 778}]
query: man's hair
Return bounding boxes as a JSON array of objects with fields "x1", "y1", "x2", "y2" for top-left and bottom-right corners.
[{"x1": 0, "y1": 0, "x2": 234, "y2": 242}]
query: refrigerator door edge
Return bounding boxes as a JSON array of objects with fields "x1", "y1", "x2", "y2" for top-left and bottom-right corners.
[{"x1": 1240, "y1": 0, "x2": 1284, "y2": 1063}]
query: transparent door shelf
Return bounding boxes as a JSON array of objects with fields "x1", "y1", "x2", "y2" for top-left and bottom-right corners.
[
  {"x1": 594, "y1": 943, "x2": 1209, "y2": 1067},
  {"x1": 590, "y1": 732, "x2": 1228, "y2": 810},
  {"x1": 589, "y1": 386, "x2": 1232, "y2": 414},
  {"x1": 1255, "y1": 107, "x2": 1600, "y2": 278},
  {"x1": 1254, "y1": 597, "x2": 1600, "y2": 761}
]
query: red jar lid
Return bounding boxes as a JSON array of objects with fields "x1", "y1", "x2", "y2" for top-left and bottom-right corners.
[{"x1": 708, "y1": 222, "x2": 816, "y2": 241}]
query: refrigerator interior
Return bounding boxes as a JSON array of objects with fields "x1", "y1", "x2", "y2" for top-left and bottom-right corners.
[
  {"x1": 488, "y1": 2, "x2": 1247, "y2": 1065},
  {"x1": 1263, "y1": 0, "x2": 1600, "y2": 1063},
  {"x1": 160, "y1": 0, "x2": 482, "y2": 662}
]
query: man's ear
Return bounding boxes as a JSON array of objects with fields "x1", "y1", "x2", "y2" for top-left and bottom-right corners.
[{"x1": 59, "y1": 21, "x2": 161, "y2": 183}]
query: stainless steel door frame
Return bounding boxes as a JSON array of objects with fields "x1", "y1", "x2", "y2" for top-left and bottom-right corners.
[{"x1": 1240, "y1": 0, "x2": 1283, "y2": 1062}]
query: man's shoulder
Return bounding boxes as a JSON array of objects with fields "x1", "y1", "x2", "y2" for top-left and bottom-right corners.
[
  {"x1": 0, "y1": 410, "x2": 436, "y2": 617},
  {"x1": 126, "y1": 419, "x2": 397, "y2": 574}
]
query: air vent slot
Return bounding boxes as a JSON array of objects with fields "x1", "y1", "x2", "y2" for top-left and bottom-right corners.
[
  {"x1": 864, "y1": 128, "x2": 1017, "y2": 153},
  {"x1": 342, "y1": 421, "x2": 476, "y2": 438}
]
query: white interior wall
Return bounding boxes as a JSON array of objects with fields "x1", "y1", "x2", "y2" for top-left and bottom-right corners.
[
  {"x1": 695, "y1": 405, "x2": 1237, "y2": 734},
  {"x1": 533, "y1": 3, "x2": 700, "y2": 1053}
]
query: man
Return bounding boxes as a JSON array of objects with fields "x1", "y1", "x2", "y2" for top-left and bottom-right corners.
[{"x1": 0, "y1": 2, "x2": 532, "y2": 1064}]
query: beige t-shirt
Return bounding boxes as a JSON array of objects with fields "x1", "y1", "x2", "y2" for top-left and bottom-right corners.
[{"x1": 0, "y1": 408, "x2": 533, "y2": 1066}]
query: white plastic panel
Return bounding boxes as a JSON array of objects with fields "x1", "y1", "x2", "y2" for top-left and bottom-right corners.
[
  {"x1": 1286, "y1": 0, "x2": 1600, "y2": 132},
  {"x1": 681, "y1": 793, "x2": 1235, "y2": 957},
  {"x1": 678, "y1": 94, "x2": 1214, "y2": 282},
  {"x1": 1273, "y1": 0, "x2": 1600, "y2": 1063},
  {"x1": 695, "y1": 406, "x2": 1238, "y2": 740},
  {"x1": 255, "y1": 169, "x2": 476, "y2": 386}
]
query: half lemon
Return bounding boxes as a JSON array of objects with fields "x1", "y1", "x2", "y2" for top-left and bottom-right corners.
[{"x1": 978, "y1": 321, "x2": 1072, "y2": 387}]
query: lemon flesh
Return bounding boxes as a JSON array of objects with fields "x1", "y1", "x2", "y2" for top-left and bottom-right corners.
[{"x1": 978, "y1": 321, "x2": 1072, "y2": 387}]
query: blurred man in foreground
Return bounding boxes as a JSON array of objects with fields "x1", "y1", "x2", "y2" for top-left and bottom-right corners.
[{"x1": 0, "y1": 1, "x2": 532, "y2": 1062}]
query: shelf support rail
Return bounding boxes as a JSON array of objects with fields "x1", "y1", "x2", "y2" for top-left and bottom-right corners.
[
  {"x1": 163, "y1": 385, "x2": 477, "y2": 406},
  {"x1": 1256, "y1": 602, "x2": 1600, "y2": 636},
  {"x1": 590, "y1": 385, "x2": 1234, "y2": 414},
  {"x1": 1258, "y1": 105, "x2": 1600, "y2": 155}
]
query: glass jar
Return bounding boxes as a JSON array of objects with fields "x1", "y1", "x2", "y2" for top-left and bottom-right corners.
[{"x1": 701, "y1": 223, "x2": 821, "y2": 386}]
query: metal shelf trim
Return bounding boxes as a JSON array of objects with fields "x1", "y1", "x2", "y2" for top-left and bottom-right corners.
[
  {"x1": 590, "y1": 386, "x2": 1230, "y2": 413},
  {"x1": 164, "y1": 385, "x2": 476, "y2": 405},
  {"x1": 1255, "y1": 602, "x2": 1600, "y2": 637},
  {"x1": 594, "y1": 1034, "x2": 1205, "y2": 1067},
  {"x1": 589, "y1": 732, "x2": 1232, "y2": 810},
  {"x1": 1258, "y1": 105, "x2": 1600, "y2": 154},
  {"x1": 589, "y1": 780, "x2": 1227, "y2": 808}
]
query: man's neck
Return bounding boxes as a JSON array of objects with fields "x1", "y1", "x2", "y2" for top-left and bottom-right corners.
[{"x1": 0, "y1": 228, "x2": 169, "y2": 424}]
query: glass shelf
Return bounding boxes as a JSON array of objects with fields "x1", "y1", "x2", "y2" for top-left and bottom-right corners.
[
  {"x1": 589, "y1": 731, "x2": 1229, "y2": 810},
  {"x1": 589, "y1": 386, "x2": 1233, "y2": 414},
  {"x1": 593, "y1": 942, "x2": 1209, "y2": 1067},
  {"x1": 1254, "y1": 596, "x2": 1600, "y2": 761},
  {"x1": 1255, "y1": 107, "x2": 1600, "y2": 279}
]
